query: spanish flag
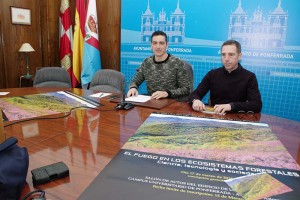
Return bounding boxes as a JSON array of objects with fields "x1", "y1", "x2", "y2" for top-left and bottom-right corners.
[{"x1": 72, "y1": 0, "x2": 86, "y2": 88}]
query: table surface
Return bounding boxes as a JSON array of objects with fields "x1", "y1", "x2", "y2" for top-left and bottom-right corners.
[{"x1": 1, "y1": 87, "x2": 299, "y2": 200}]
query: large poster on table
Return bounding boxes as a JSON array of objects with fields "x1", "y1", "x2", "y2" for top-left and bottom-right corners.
[
  {"x1": 0, "y1": 91, "x2": 97, "y2": 122},
  {"x1": 121, "y1": 0, "x2": 300, "y2": 121},
  {"x1": 79, "y1": 113, "x2": 300, "y2": 200}
]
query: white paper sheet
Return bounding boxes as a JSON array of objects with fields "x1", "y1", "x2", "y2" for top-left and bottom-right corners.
[
  {"x1": 90, "y1": 92, "x2": 112, "y2": 98},
  {"x1": 125, "y1": 95, "x2": 151, "y2": 103},
  {"x1": 0, "y1": 92, "x2": 10, "y2": 96}
]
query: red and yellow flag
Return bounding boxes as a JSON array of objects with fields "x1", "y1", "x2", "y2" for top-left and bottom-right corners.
[{"x1": 72, "y1": 0, "x2": 86, "y2": 88}]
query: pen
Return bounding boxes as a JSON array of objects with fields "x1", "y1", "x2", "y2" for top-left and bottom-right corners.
[{"x1": 99, "y1": 93, "x2": 104, "y2": 98}]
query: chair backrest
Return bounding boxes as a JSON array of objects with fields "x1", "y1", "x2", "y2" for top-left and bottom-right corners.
[
  {"x1": 33, "y1": 67, "x2": 71, "y2": 88},
  {"x1": 89, "y1": 69, "x2": 125, "y2": 94},
  {"x1": 183, "y1": 61, "x2": 194, "y2": 93}
]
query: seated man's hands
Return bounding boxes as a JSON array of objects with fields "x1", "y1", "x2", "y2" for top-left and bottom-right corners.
[
  {"x1": 192, "y1": 99, "x2": 206, "y2": 111},
  {"x1": 127, "y1": 88, "x2": 138, "y2": 97},
  {"x1": 213, "y1": 104, "x2": 231, "y2": 115},
  {"x1": 192, "y1": 100, "x2": 231, "y2": 115},
  {"x1": 151, "y1": 91, "x2": 168, "y2": 100}
]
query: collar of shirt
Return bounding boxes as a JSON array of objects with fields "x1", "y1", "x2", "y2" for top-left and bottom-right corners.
[
  {"x1": 222, "y1": 63, "x2": 242, "y2": 75},
  {"x1": 153, "y1": 53, "x2": 171, "y2": 64}
]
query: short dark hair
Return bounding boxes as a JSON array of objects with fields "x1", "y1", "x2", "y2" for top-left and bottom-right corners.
[
  {"x1": 151, "y1": 31, "x2": 168, "y2": 43},
  {"x1": 221, "y1": 40, "x2": 241, "y2": 53}
]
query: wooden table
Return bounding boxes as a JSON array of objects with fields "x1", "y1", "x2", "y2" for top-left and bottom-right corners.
[{"x1": 1, "y1": 88, "x2": 299, "y2": 200}]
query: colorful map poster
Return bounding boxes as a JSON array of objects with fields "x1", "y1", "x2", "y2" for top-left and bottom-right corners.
[
  {"x1": 79, "y1": 113, "x2": 300, "y2": 200},
  {"x1": 0, "y1": 91, "x2": 96, "y2": 122}
]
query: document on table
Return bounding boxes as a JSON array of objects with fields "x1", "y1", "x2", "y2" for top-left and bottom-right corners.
[
  {"x1": 0, "y1": 92, "x2": 10, "y2": 96},
  {"x1": 90, "y1": 92, "x2": 112, "y2": 98},
  {"x1": 125, "y1": 95, "x2": 151, "y2": 103}
]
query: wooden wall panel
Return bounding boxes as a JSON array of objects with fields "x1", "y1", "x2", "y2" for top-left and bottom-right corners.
[
  {"x1": 0, "y1": 0, "x2": 43, "y2": 88},
  {"x1": 0, "y1": 15, "x2": 5, "y2": 88},
  {"x1": 40, "y1": 0, "x2": 60, "y2": 67},
  {"x1": 0, "y1": 0, "x2": 121, "y2": 88},
  {"x1": 98, "y1": 0, "x2": 121, "y2": 71}
]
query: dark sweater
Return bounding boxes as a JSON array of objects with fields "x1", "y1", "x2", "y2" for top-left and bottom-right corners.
[
  {"x1": 188, "y1": 64, "x2": 262, "y2": 112},
  {"x1": 129, "y1": 54, "x2": 190, "y2": 102}
]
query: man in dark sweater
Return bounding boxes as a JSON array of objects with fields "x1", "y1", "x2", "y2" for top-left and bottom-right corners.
[
  {"x1": 189, "y1": 40, "x2": 262, "y2": 114},
  {"x1": 127, "y1": 31, "x2": 190, "y2": 102}
]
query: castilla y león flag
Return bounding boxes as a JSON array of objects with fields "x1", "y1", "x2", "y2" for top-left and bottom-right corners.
[{"x1": 59, "y1": 0, "x2": 73, "y2": 83}]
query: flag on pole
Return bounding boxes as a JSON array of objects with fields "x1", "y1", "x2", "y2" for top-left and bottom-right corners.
[
  {"x1": 81, "y1": 0, "x2": 101, "y2": 86},
  {"x1": 72, "y1": 0, "x2": 86, "y2": 88},
  {"x1": 59, "y1": 0, "x2": 73, "y2": 83}
]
